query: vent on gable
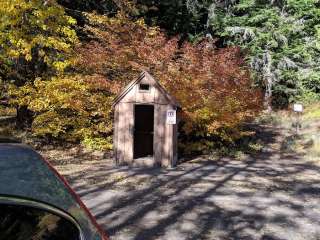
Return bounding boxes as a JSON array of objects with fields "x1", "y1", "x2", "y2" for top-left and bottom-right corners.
[{"x1": 139, "y1": 84, "x2": 150, "y2": 92}]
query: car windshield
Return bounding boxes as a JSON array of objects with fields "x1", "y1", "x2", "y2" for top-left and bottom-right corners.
[
  {"x1": 0, "y1": 204, "x2": 80, "y2": 240},
  {"x1": 0, "y1": 145, "x2": 101, "y2": 239},
  {"x1": 0, "y1": 145, "x2": 76, "y2": 209}
]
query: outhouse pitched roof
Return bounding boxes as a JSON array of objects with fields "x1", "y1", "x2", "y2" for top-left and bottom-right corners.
[{"x1": 112, "y1": 71, "x2": 180, "y2": 108}]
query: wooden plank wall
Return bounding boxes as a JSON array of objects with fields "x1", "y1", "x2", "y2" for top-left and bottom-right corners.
[
  {"x1": 161, "y1": 105, "x2": 170, "y2": 167},
  {"x1": 113, "y1": 104, "x2": 119, "y2": 164},
  {"x1": 127, "y1": 103, "x2": 134, "y2": 162},
  {"x1": 114, "y1": 73, "x2": 178, "y2": 167},
  {"x1": 116, "y1": 103, "x2": 125, "y2": 164},
  {"x1": 172, "y1": 122, "x2": 178, "y2": 166},
  {"x1": 154, "y1": 104, "x2": 164, "y2": 165},
  {"x1": 122, "y1": 103, "x2": 133, "y2": 165}
]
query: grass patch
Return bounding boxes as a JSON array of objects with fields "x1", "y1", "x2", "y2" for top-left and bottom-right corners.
[
  {"x1": 303, "y1": 103, "x2": 320, "y2": 121},
  {"x1": 282, "y1": 133, "x2": 320, "y2": 159},
  {"x1": 278, "y1": 103, "x2": 320, "y2": 160},
  {"x1": 255, "y1": 110, "x2": 293, "y2": 128},
  {"x1": 305, "y1": 133, "x2": 320, "y2": 161},
  {"x1": 255, "y1": 112, "x2": 283, "y2": 126},
  {"x1": 81, "y1": 136, "x2": 113, "y2": 151},
  {"x1": 215, "y1": 136, "x2": 264, "y2": 160}
]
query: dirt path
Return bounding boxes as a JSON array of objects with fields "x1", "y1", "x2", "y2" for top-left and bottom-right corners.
[{"x1": 52, "y1": 124, "x2": 320, "y2": 240}]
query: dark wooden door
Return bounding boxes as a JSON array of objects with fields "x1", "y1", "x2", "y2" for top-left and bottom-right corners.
[{"x1": 134, "y1": 105, "x2": 154, "y2": 159}]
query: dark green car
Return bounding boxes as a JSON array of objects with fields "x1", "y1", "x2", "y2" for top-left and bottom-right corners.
[{"x1": 0, "y1": 143, "x2": 108, "y2": 240}]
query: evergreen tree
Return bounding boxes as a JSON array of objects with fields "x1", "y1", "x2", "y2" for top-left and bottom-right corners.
[{"x1": 204, "y1": 0, "x2": 320, "y2": 108}]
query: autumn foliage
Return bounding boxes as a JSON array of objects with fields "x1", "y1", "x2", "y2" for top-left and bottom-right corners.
[
  {"x1": 6, "y1": 4, "x2": 262, "y2": 151},
  {"x1": 76, "y1": 13, "x2": 262, "y2": 150}
]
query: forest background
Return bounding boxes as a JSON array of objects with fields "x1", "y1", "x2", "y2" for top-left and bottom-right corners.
[{"x1": 1, "y1": 0, "x2": 319, "y2": 154}]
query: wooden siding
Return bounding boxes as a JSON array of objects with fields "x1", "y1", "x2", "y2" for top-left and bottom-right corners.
[
  {"x1": 113, "y1": 72, "x2": 179, "y2": 167},
  {"x1": 121, "y1": 75, "x2": 171, "y2": 105},
  {"x1": 113, "y1": 104, "x2": 119, "y2": 164},
  {"x1": 154, "y1": 104, "x2": 163, "y2": 165}
]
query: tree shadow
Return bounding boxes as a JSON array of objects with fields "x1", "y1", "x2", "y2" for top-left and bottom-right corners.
[{"x1": 62, "y1": 124, "x2": 320, "y2": 240}]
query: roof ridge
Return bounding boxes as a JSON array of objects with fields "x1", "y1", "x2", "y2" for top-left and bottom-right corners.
[{"x1": 112, "y1": 71, "x2": 180, "y2": 108}]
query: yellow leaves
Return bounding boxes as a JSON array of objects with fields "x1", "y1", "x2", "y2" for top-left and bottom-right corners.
[
  {"x1": 147, "y1": 27, "x2": 161, "y2": 37},
  {"x1": 84, "y1": 12, "x2": 111, "y2": 26},
  {"x1": 41, "y1": 24, "x2": 48, "y2": 31},
  {"x1": 52, "y1": 61, "x2": 70, "y2": 73},
  {"x1": 59, "y1": 26, "x2": 77, "y2": 41},
  {"x1": 7, "y1": 49, "x2": 20, "y2": 58},
  {"x1": 8, "y1": 82, "x2": 36, "y2": 107},
  {"x1": 10, "y1": 73, "x2": 114, "y2": 142},
  {"x1": 30, "y1": 98, "x2": 49, "y2": 112},
  {"x1": 0, "y1": 0, "x2": 77, "y2": 76},
  {"x1": 135, "y1": 18, "x2": 146, "y2": 27},
  {"x1": 38, "y1": 49, "x2": 45, "y2": 57},
  {"x1": 78, "y1": 11, "x2": 262, "y2": 152},
  {"x1": 82, "y1": 136, "x2": 113, "y2": 151},
  {"x1": 45, "y1": 37, "x2": 71, "y2": 51},
  {"x1": 66, "y1": 16, "x2": 77, "y2": 25},
  {"x1": 32, "y1": 111, "x2": 68, "y2": 138},
  {"x1": 85, "y1": 11, "x2": 151, "y2": 37},
  {"x1": 2, "y1": 1, "x2": 112, "y2": 145},
  {"x1": 25, "y1": 54, "x2": 32, "y2": 61},
  {"x1": 1, "y1": 4, "x2": 263, "y2": 150}
]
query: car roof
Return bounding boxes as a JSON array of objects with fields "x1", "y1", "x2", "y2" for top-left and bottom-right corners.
[
  {"x1": 0, "y1": 143, "x2": 103, "y2": 239},
  {"x1": 0, "y1": 143, "x2": 77, "y2": 209}
]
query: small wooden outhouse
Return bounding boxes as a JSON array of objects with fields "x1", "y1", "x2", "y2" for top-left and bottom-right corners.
[{"x1": 112, "y1": 71, "x2": 180, "y2": 167}]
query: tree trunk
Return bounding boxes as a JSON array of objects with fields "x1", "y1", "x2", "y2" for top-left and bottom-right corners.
[
  {"x1": 264, "y1": 75, "x2": 273, "y2": 113},
  {"x1": 263, "y1": 51, "x2": 273, "y2": 113},
  {"x1": 16, "y1": 106, "x2": 33, "y2": 129}
]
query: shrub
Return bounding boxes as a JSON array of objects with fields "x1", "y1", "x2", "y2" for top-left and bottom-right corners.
[{"x1": 78, "y1": 13, "x2": 262, "y2": 151}]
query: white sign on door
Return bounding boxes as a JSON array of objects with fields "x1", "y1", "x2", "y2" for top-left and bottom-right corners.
[
  {"x1": 293, "y1": 103, "x2": 303, "y2": 112},
  {"x1": 166, "y1": 110, "x2": 176, "y2": 125}
]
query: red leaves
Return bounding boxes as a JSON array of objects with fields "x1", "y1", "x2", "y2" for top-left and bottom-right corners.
[{"x1": 77, "y1": 13, "x2": 262, "y2": 141}]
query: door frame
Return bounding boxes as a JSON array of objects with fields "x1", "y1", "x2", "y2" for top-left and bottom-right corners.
[{"x1": 133, "y1": 103, "x2": 155, "y2": 159}]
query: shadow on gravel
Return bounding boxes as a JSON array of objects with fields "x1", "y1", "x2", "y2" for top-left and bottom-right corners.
[{"x1": 64, "y1": 125, "x2": 320, "y2": 240}]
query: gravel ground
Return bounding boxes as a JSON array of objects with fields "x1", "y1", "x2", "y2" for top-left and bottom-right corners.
[{"x1": 50, "y1": 125, "x2": 320, "y2": 240}]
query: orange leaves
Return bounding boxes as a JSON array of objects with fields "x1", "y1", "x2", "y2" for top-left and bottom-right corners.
[
  {"x1": 77, "y1": 12, "x2": 262, "y2": 144},
  {"x1": 158, "y1": 41, "x2": 262, "y2": 140}
]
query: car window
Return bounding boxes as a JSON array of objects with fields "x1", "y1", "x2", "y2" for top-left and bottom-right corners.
[
  {"x1": 0, "y1": 204, "x2": 81, "y2": 240},
  {"x1": 0, "y1": 146, "x2": 102, "y2": 239}
]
